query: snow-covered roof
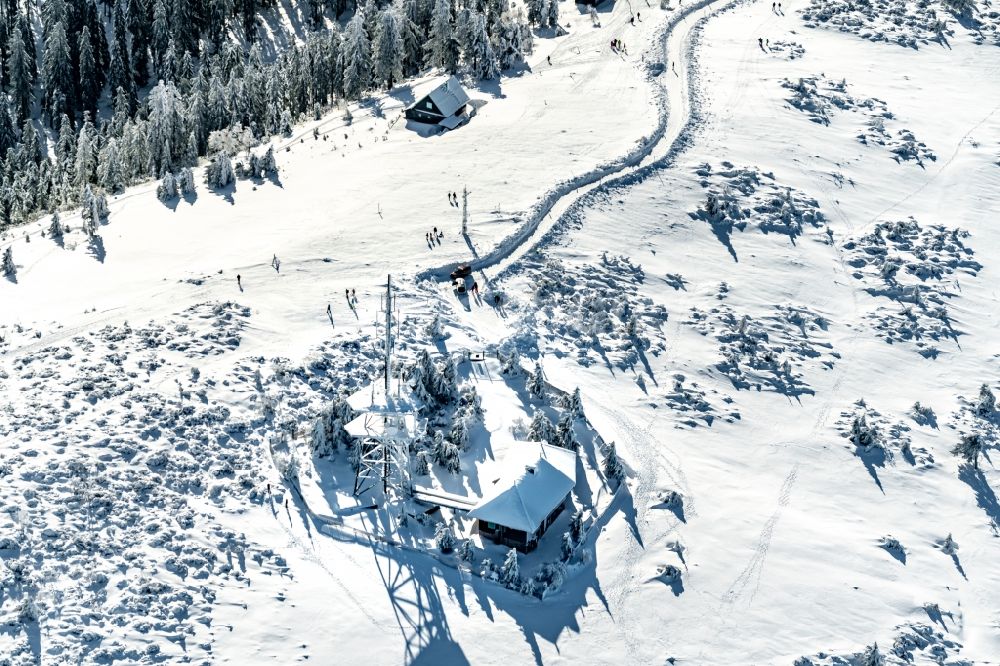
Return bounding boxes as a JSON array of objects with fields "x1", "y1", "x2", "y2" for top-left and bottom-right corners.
[
  {"x1": 345, "y1": 383, "x2": 420, "y2": 438},
  {"x1": 407, "y1": 75, "x2": 470, "y2": 118},
  {"x1": 467, "y1": 442, "x2": 576, "y2": 534},
  {"x1": 344, "y1": 411, "x2": 418, "y2": 439}
]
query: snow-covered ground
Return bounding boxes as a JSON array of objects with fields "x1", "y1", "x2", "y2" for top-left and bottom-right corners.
[{"x1": 3, "y1": 0, "x2": 1000, "y2": 664}]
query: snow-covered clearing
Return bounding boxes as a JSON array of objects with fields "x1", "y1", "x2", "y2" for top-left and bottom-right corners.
[{"x1": 4, "y1": 0, "x2": 1000, "y2": 664}]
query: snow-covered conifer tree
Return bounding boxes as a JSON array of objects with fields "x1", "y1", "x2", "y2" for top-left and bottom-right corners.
[
  {"x1": 435, "y1": 522, "x2": 456, "y2": 551},
  {"x1": 158, "y1": 171, "x2": 179, "y2": 201},
  {"x1": 602, "y1": 440, "x2": 624, "y2": 481},
  {"x1": 374, "y1": 9, "x2": 404, "y2": 90},
  {"x1": 425, "y1": 0, "x2": 456, "y2": 69},
  {"x1": 546, "y1": 0, "x2": 559, "y2": 32},
  {"x1": 7, "y1": 29, "x2": 34, "y2": 124},
  {"x1": 466, "y1": 11, "x2": 500, "y2": 79},
  {"x1": 341, "y1": 13, "x2": 372, "y2": 100},
  {"x1": 561, "y1": 387, "x2": 583, "y2": 419},
  {"x1": 414, "y1": 450, "x2": 431, "y2": 475},
  {"x1": 434, "y1": 356, "x2": 459, "y2": 404},
  {"x1": 178, "y1": 168, "x2": 196, "y2": 195},
  {"x1": 260, "y1": 146, "x2": 277, "y2": 175},
  {"x1": 569, "y1": 509, "x2": 583, "y2": 542},
  {"x1": 450, "y1": 415, "x2": 470, "y2": 451},
  {"x1": 98, "y1": 139, "x2": 126, "y2": 193},
  {"x1": 41, "y1": 22, "x2": 75, "y2": 124},
  {"x1": 560, "y1": 532, "x2": 574, "y2": 561},
  {"x1": 500, "y1": 347, "x2": 521, "y2": 375},
  {"x1": 205, "y1": 151, "x2": 235, "y2": 189},
  {"x1": 2, "y1": 248, "x2": 15, "y2": 277},
  {"x1": 458, "y1": 538, "x2": 474, "y2": 562},
  {"x1": 48, "y1": 213, "x2": 64, "y2": 242},
  {"x1": 860, "y1": 642, "x2": 884, "y2": 666},
  {"x1": 499, "y1": 547, "x2": 520, "y2": 589},
  {"x1": 555, "y1": 412, "x2": 577, "y2": 450},
  {"x1": 527, "y1": 411, "x2": 555, "y2": 445},
  {"x1": 975, "y1": 383, "x2": 996, "y2": 417},
  {"x1": 952, "y1": 433, "x2": 984, "y2": 470},
  {"x1": 527, "y1": 361, "x2": 545, "y2": 399}
]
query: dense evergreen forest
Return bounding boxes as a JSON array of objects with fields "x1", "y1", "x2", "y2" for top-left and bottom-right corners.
[{"x1": 0, "y1": 0, "x2": 556, "y2": 230}]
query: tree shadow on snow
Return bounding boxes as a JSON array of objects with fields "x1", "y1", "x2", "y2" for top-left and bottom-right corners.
[
  {"x1": 87, "y1": 234, "x2": 107, "y2": 264},
  {"x1": 689, "y1": 211, "x2": 739, "y2": 262},
  {"x1": 854, "y1": 444, "x2": 886, "y2": 494},
  {"x1": 958, "y1": 464, "x2": 1000, "y2": 526},
  {"x1": 210, "y1": 182, "x2": 237, "y2": 205}
]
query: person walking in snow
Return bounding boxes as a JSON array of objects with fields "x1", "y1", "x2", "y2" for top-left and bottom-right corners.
[
  {"x1": 351, "y1": 288, "x2": 356, "y2": 303},
  {"x1": 345, "y1": 288, "x2": 350, "y2": 302},
  {"x1": 326, "y1": 303, "x2": 332, "y2": 317},
  {"x1": 547, "y1": 55, "x2": 552, "y2": 65},
  {"x1": 237, "y1": 274, "x2": 242, "y2": 289},
  {"x1": 758, "y1": 37, "x2": 764, "y2": 49},
  {"x1": 471, "y1": 280, "x2": 479, "y2": 296}
]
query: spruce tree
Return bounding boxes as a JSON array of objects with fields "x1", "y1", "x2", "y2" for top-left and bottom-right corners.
[
  {"x1": 128, "y1": 0, "x2": 153, "y2": 86},
  {"x1": 152, "y1": 0, "x2": 171, "y2": 75},
  {"x1": 78, "y1": 27, "x2": 100, "y2": 119},
  {"x1": 7, "y1": 28, "x2": 34, "y2": 124},
  {"x1": 0, "y1": 102, "x2": 17, "y2": 160},
  {"x1": 425, "y1": 0, "x2": 454, "y2": 69},
  {"x1": 555, "y1": 412, "x2": 577, "y2": 450},
  {"x1": 374, "y1": 9, "x2": 403, "y2": 90},
  {"x1": 499, "y1": 548, "x2": 520, "y2": 589},
  {"x1": 49, "y1": 212, "x2": 64, "y2": 242},
  {"x1": 952, "y1": 433, "x2": 984, "y2": 470},
  {"x1": 98, "y1": 139, "x2": 126, "y2": 193},
  {"x1": 2, "y1": 247, "x2": 15, "y2": 277},
  {"x1": 42, "y1": 22, "x2": 75, "y2": 125},
  {"x1": 603, "y1": 441, "x2": 624, "y2": 481},
  {"x1": 527, "y1": 410, "x2": 555, "y2": 445},
  {"x1": 341, "y1": 12, "x2": 372, "y2": 100},
  {"x1": 527, "y1": 361, "x2": 545, "y2": 399}
]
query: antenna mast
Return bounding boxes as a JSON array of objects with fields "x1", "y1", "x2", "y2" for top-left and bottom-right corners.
[{"x1": 384, "y1": 274, "x2": 392, "y2": 392}]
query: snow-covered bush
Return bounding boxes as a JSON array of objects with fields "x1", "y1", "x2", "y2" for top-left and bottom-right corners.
[
  {"x1": 272, "y1": 450, "x2": 300, "y2": 484},
  {"x1": 850, "y1": 412, "x2": 881, "y2": 450},
  {"x1": 911, "y1": 401, "x2": 935, "y2": 426},
  {"x1": 532, "y1": 561, "x2": 566, "y2": 598},
  {"x1": 458, "y1": 538, "x2": 474, "y2": 562}
]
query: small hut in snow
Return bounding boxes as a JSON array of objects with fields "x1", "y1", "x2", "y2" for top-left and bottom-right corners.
[
  {"x1": 404, "y1": 75, "x2": 472, "y2": 130},
  {"x1": 468, "y1": 442, "x2": 576, "y2": 552}
]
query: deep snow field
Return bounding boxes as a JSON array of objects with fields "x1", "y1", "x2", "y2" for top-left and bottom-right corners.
[{"x1": 3, "y1": 0, "x2": 1000, "y2": 664}]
